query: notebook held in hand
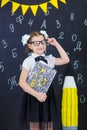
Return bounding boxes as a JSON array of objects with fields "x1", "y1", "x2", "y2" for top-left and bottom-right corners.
[{"x1": 27, "y1": 62, "x2": 57, "y2": 93}]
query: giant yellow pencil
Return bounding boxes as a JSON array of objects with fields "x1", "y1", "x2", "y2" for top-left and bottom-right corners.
[{"x1": 61, "y1": 76, "x2": 78, "y2": 130}]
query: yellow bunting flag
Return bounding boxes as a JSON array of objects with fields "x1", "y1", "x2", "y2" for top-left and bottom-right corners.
[
  {"x1": 39, "y1": 3, "x2": 48, "y2": 14},
  {"x1": 49, "y1": 0, "x2": 59, "y2": 9},
  {"x1": 12, "y1": 2, "x2": 20, "y2": 14},
  {"x1": 21, "y1": 5, "x2": 29, "y2": 16},
  {"x1": 59, "y1": 0, "x2": 66, "y2": 4},
  {"x1": 30, "y1": 5, "x2": 38, "y2": 16},
  {"x1": 1, "y1": 0, "x2": 10, "y2": 7}
]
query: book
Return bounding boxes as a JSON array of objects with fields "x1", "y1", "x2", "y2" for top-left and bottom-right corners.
[{"x1": 27, "y1": 62, "x2": 57, "y2": 93}]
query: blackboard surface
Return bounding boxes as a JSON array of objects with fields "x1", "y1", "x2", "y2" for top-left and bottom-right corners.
[{"x1": 0, "y1": 0, "x2": 87, "y2": 130}]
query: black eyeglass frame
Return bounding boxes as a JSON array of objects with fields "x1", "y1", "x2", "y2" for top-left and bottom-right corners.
[{"x1": 28, "y1": 39, "x2": 48, "y2": 46}]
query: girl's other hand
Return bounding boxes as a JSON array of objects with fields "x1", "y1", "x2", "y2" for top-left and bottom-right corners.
[{"x1": 36, "y1": 92, "x2": 47, "y2": 102}]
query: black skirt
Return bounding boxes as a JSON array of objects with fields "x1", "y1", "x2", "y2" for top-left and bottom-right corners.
[{"x1": 19, "y1": 84, "x2": 61, "y2": 129}]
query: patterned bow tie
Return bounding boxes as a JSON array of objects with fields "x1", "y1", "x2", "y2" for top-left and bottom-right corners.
[{"x1": 35, "y1": 56, "x2": 48, "y2": 64}]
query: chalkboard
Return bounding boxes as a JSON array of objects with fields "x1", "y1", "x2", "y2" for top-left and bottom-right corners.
[{"x1": 0, "y1": 0, "x2": 87, "y2": 130}]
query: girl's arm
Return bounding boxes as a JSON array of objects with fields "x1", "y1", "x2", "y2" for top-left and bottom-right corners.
[
  {"x1": 18, "y1": 67, "x2": 47, "y2": 102},
  {"x1": 47, "y1": 38, "x2": 70, "y2": 65}
]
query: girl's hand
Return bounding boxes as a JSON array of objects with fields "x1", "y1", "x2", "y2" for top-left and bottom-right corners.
[
  {"x1": 47, "y1": 38, "x2": 58, "y2": 46},
  {"x1": 36, "y1": 92, "x2": 47, "y2": 102}
]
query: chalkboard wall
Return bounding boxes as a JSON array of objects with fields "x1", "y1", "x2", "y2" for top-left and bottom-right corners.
[{"x1": 0, "y1": 0, "x2": 87, "y2": 130}]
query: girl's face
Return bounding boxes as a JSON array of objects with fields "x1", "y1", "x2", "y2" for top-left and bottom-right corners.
[{"x1": 28, "y1": 35, "x2": 46, "y2": 55}]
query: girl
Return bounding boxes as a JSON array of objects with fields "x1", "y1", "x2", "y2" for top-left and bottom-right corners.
[{"x1": 19, "y1": 30, "x2": 70, "y2": 130}]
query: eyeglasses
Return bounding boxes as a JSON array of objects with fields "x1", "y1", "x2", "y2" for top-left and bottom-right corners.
[{"x1": 29, "y1": 40, "x2": 47, "y2": 46}]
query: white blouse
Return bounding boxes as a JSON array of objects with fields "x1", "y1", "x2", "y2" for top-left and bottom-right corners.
[{"x1": 22, "y1": 53, "x2": 55, "y2": 75}]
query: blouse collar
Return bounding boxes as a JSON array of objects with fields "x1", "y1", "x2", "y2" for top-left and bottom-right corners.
[{"x1": 31, "y1": 53, "x2": 46, "y2": 58}]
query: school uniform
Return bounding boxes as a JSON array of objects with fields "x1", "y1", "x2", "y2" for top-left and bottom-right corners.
[{"x1": 20, "y1": 53, "x2": 59, "y2": 129}]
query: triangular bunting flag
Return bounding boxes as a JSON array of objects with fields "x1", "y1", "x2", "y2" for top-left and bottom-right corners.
[
  {"x1": 30, "y1": 5, "x2": 38, "y2": 16},
  {"x1": 12, "y1": 2, "x2": 20, "y2": 13},
  {"x1": 21, "y1": 4, "x2": 29, "y2": 15},
  {"x1": 49, "y1": 0, "x2": 59, "y2": 9},
  {"x1": 59, "y1": 0, "x2": 66, "y2": 4},
  {"x1": 39, "y1": 2, "x2": 48, "y2": 14},
  {"x1": 1, "y1": 0, "x2": 10, "y2": 7}
]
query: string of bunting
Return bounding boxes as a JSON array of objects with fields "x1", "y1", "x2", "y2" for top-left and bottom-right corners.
[{"x1": 0, "y1": 0, "x2": 67, "y2": 16}]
